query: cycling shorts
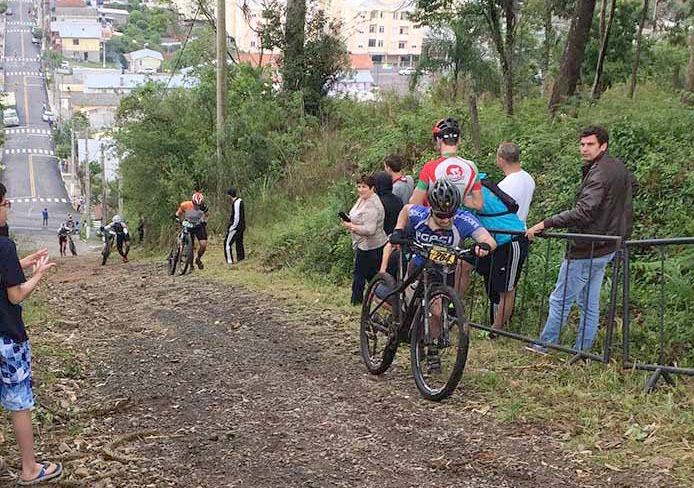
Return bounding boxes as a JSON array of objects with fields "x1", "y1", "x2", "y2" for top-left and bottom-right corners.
[{"x1": 191, "y1": 222, "x2": 208, "y2": 241}]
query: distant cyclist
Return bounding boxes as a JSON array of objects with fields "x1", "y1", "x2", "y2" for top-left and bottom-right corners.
[
  {"x1": 175, "y1": 191, "x2": 208, "y2": 269},
  {"x1": 57, "y1": 223, "x2": 70, "y2": 256},
  {"x1": 409, "y1": 118, "x2": 483, "y2": 211},
  {"x1": 103, "y1": 215, "x2": 130, "y2": 263}
]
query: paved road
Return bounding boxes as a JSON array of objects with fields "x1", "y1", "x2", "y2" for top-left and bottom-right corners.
[{"x1": 2, "y1": 1, "x2": 76, "y2": 251}]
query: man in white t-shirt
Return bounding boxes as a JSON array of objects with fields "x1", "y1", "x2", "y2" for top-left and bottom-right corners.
[{"x1": 496, "y1": 142, "x2": 535, "y2": 227}]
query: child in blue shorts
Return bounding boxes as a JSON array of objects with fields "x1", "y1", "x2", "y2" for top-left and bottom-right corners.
[{"x1": 0, "y1": 182, "x2": 63, "y2": 485}]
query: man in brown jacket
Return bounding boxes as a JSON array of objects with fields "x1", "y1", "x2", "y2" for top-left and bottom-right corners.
[{"x1": 526, "y1": 125, "x2": 634, "y2": 352}]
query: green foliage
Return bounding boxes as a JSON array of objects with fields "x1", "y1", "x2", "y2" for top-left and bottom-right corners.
[{"x1": 0, "y1": 2, "x2": 7, "y2": 14}]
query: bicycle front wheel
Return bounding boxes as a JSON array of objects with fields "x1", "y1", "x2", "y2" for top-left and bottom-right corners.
[
  {"x1": 69, "y1": 237, "x2": 77, "y2": 256},
  {"x1": 410, "y1": 284, "x2": 468, "y2": 401},
  {"x1": 360, "y1": 273, "x2": 398, "y2": 375},
  {"x1": 178, "y1": 235, "x2": 193, "y2": 275},
  {"x1": 167, "y1": 240, "x2": 180, "y2": 275}
]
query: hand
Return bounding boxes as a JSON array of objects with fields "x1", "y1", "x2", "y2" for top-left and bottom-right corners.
[
  {"x1": 525, "y1": 221, "x2": 545, "y2": 241},
  {"x1": 21, "y1": 248, "x2": 48, "y2": 268},
  {"x1": 341, "y1": 221, "x2": 354, "y2": 231},
  {"x1": 32, "y1": 255, "x2": 56, "y2": 277},
  {"x1": 474, "y1": 242, "x2": 491, "y2": 258}
]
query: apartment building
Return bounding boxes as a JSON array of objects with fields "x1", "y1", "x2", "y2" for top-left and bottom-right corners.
[{"x1": 168, "y1": 0, "x2": 422, "y2": 66}]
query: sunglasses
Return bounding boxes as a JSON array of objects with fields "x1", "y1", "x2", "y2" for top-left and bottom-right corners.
[
  {"x1": 433, "y1": 211, "x2": 454, "y2": 220},
  {"x1": 0, "y1": 200, "x2": 11, "y2": 209}
]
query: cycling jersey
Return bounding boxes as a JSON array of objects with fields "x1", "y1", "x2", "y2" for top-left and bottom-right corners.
[
  {"x1": 104, "y1": 222, "x2": 129, "y2": 235},
  {"x1": 416, "y1": 155, "x2": 481, "y2": 206},
  {"x1": 407, "y1": 204, "x2": 485, "y2": 267},
  {"x1": 177, "y1": 201, "x2": 206, "y2": 226}
]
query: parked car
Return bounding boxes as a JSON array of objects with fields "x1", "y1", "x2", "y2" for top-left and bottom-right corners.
[
  {"x1": 42, "y1": 110, "x2": 54, "y2": 123},
  {"x1": 5, "y1": 8, "x2": 13, "y2": 16},
  {"x1": 31, "y1": 35, "x2": 40, "y2": 45},
  {"x1": 398, "y1": 66, "x2": 416, "y2": 76},
  {"x1": 2, "y1": 108, "x2": 20, "y2": 127},
  {"x1": 140, "y1": 67, "x2": 156, "y2": 75}
]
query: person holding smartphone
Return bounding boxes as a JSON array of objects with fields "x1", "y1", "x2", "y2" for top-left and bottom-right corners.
[{"x1": 341, "y1": 174, "x2": 387, "y2": 305}]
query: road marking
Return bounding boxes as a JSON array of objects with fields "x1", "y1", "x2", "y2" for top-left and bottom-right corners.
[
  {"x1": 4, "y1": 148, "x2": 56, "y2": 155},
  {"x1": 5, "y1": 72, "x2": 44, "y2": 77},
  {"x1": 8, "y1": 197, "x2": 69, "y2": 204},
  {"x1": 4, "y1": 128, "x2": 52, "y2": 135},
  {"x1": 29, "y1": 154, "x2": 36, "y2": 198}
]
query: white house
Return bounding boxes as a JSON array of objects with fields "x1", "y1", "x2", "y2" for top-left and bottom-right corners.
[{"x1": 124, "y1": 48, "x2": 164, "y2": 73}]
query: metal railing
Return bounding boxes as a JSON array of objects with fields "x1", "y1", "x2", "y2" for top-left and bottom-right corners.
[{"x1": 462, "y1": 230, "x2": 694, "y2": 392}]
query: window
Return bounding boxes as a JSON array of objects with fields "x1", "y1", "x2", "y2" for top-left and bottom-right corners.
[
  {"x1": 377, "y1": 40, "x2": 383, "y2": 47},
  {"x1": 357, "y1": 44, "x2": 364, "y2": 49},
  {"x1": 380, "y1": 11, "x2": 383, "y2": 18},
  {"x1": 250, "y1": 40, "x2": 256, "y2": 47},
  {"x1": 379, "y1": 25, "x2": 384, "y2": 33},
  {"x1": 393, "y1": 12, "x2": 398, "y2": 19},
  {"x1": 369, "y1": 24, "x2": 376, "y2": 33},
  {"x1": 411, "y1": 44, "x2": 417, "y2": 49},
  {"x1": 401, "y1": 12, "x2": 408, "y2": 20},
  {"x1": 399, "y1": 41, "x2": 406, "y2": 49},
  {"x1": 370, "y1": 10, "x2": 377, "y2": 19},
  {"x1": 399, "y1": 27, "x2": 408, "y2": 35},
  {"x1": 72, "y1": 38, "x2": 79, "y2": 45},
  {"x1": 414, "y1": 24, "x2": 420, "y2": 29},
  {"x1": 368, "y1": 39, "x2": 376, "y2": 47}
]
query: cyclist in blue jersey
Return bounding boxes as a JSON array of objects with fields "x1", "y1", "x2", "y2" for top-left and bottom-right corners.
[{"x1": 381, "y1": 178, "x2": 496, "y2": 282}]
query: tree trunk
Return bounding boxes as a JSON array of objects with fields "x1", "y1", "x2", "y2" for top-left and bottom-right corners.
[
  {"x1": 591, "y1": 0, "x2": 616, "y2": 99},
  {"x1": 503, "y1": 0, "x2": 515, "y2": 116},
  {"x1": 540, "y1": 0, "x2": 554, "y2": 97},
  {"x1": 283, "y1": 0, "x2": 306, "y2": 92},
  {"x1": 548, "y1": 0, "x2": 598, "y2": 113},
  {"x1": 628, "y1": 0, "x2": 650, "y2": 98},
  {"x1": 687, "y1": 31, "x2": 694, "y2": 93},
  {"x1": 468, "y1": 90, "x2": 481, "y2": 153}
]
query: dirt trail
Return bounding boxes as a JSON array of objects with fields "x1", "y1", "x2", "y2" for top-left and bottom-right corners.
[{"x1": 2, "y1": 256, "x2": 678, "y2": 487}]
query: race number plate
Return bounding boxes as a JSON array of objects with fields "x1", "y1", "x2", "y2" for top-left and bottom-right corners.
[{"x1": 428, "y1": 245, "x2": 457, "y2": 266}]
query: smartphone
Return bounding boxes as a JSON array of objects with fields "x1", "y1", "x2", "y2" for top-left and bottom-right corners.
[{"x1": 338, "y1": 211, "x2": 351, "y2": 222}]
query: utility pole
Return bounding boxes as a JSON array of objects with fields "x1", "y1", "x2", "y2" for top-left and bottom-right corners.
[
  {"x1": 70, "y1": 125, "x2": 75, "y2": 176},
  {"x1": 216, "y1": 0, "x2": 227, "y2": 180},
  {"x1": 117, "y1": 174, "x2": 123, "y2": 216},
  {"x1": 100, "y1": 141, "x2": 107, "y2": 222},
  {"x1": 84, "y1": 131, "x2": 92, "y2": 239}
]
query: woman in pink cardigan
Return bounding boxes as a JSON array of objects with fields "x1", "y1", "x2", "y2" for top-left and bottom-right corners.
[{"x1": 342, "y1": 174, "x2": 388, "y2": 305}]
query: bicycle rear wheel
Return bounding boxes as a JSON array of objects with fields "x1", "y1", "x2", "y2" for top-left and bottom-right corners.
[
  {"x1": 410, "y1": 284, "x2": 468, "y2": 401},
  {"x1": 101, "y1": 237, "x2": 111, "y2": 266},
  {"x1": 360, "y1": 273, "x2": 399, "y2": 375},
  {"x1": 69, "y1": 237, "x2": 77, "y2": 256},
  {"x1": 177, "y1": 235, "x2": 193, "y2": 275}
]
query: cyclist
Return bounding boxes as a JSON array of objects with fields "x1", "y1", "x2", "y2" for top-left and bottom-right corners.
[
  {"x1": 103, "y1": 215, "x2": 130, "y2": 263},
  {"x1": 66, "y1": 213, "x2": 75, "y2": 231},
  {"x1": 175, "y1": 191, "x2": 208, "y2": 269},
  {"x1": 382, "y1": 179, "x2": 496, "y2": 370},
  {"x1": 57, "y1": 223, "x2": 70, "y2": 256},
  {"x1": 409, "y1": 118, "x2": 483, "y2": 211}
]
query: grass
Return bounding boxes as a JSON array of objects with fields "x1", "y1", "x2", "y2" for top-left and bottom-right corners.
[{"x1": 142, "y1": 229, "x2": 694, "y2": 485}]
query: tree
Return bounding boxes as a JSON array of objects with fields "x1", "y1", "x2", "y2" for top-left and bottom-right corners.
[
  {"x1": 283, "y1": 0, "x2": 306, "y2": 92},
  {"x1": 628, "y1": 0, "x2": 650, "y2": 98},
  {"x1": 687, "y1": 28, "x2": 694, "y2": 93},
  {"x1": 590, "y1": 0, "x2": 616, "y2": 99},
  {"x1": 549, "y1": 0, "x2": 598, "y2": 113}
]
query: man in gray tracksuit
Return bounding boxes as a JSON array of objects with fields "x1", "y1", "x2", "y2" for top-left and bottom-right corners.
[{"x1": 224, "y1": 188, "x2": 245, "y2": 266}]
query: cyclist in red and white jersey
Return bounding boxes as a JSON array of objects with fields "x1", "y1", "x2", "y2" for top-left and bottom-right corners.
[{"x1": 409, "y1": 118, "x2": 484, "y2": 211}]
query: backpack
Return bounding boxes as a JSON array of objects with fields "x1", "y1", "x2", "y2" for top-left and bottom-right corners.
[{"x1": 478, "y1": 176, "x2": 519, "y2": 217}]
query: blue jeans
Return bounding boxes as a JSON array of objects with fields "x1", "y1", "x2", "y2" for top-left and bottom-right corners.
[{"x1": 539, "y1": 252, "x2": 615, "y2": 351}]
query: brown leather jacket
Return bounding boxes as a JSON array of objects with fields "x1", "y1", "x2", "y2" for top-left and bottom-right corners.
[{"x1": 544, "y1": 152, "x2": 635, "y2": 259}]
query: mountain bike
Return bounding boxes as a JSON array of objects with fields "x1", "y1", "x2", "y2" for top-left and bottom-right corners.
[
  {"x1": 360, "y1": 239, "x2": 486, "y2": 401},
  {"x1": 167, "y1": 219, "x2": 196, "y2": 276},
  {"x1": 101, "y1": 227, "x2": 115, "y2": 265},
  {"x1": 67, "y1": 231, "x2": 77, "y2": 256}
]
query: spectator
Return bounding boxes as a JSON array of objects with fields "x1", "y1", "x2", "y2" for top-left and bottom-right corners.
[
  {"x1": 0, "y1": 225, "x2": 7, "y2": 237},
  {"x1": 342, "y1": 174, "x2": 387, "y2": 305},
  {"x1": 496, "y1": 142, "x2": 535, "y2": 227},
  {"x1": 42, "y1": 208, "x2": 48, "y2": 226},
  {"x1": 74, "y1": 220, "x2": 81, "y2": 237},
  {"x1": 224, "y1": 188, "x2": 245, "y2": 267},
  {"x1": 384, "y1": 154, "x2": 414, "y2": 205},
  {"x1": 527, "y1": 125, "x2": 635, "y2": 352},
  {"x1": 459, "y1": 173, "x2": 529, "y2": 333},
  {"x1": 0, "y1": 182, "x2": 63, "y2": 485},
  {"x1": 374, "y1": 171, "x2": 403, "y2": 235}
]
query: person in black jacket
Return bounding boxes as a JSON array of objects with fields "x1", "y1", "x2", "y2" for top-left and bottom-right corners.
[
  {"x1": 374, "y1": 171, "x2": 403, "y2": 235},
  {"x1": 224, "y1": 188, "x2": 245, "y2": 267},
  {"x1": 526, "y1": 125, "x2": 635, "y2": 352}
]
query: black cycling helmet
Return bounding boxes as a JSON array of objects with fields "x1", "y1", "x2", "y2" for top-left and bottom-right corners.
[
  {"x1": 432, "y1": 118, "x2": 460, "y2": 144},
  {"x1": 428, "y1": 178, "x2": 461, "y2": 217}
]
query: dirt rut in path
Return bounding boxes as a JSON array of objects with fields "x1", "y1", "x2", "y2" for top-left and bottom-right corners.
[{"x1": 10, "y1": 257, "x2": 678, "y2": 487}]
